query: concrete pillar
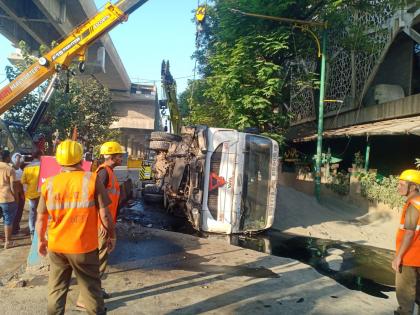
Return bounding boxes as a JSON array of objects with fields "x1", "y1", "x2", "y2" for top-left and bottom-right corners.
[
  {"x1": 127, "y1": 137, "x2": 133, "y2": 156},
  {"x1": 122, "y1": 134, "x2": 128, "y2": 152}
]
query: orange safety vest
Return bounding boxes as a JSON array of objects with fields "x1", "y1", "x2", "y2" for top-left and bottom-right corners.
[
  {"x1": 396, "y1": 195, "x2": 420, "y2": 267},
  {"x1": 42, "y1": 171, "x2": 98, "y2": 254},
  {"x1": 96, "y1": 164, "x2": 120, "y2": 223}
]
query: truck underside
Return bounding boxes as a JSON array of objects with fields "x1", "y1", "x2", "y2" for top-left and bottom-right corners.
[{"x1": 144, "y1": 126, "x2": 208, "y2": 230}]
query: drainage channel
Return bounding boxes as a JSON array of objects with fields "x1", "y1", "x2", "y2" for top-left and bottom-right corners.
[
  {"x1": 227, "y1": 231, "x2": 395, "y2": 299},
  {"x1": 120, "y1": 199, "x2": 395, "y2": 299}
]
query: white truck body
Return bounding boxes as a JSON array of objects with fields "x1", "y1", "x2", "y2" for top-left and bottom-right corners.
[
  {"x1": 146, "y1": 126, "x2": 278, "y2": 234},
  {"x1": 201, "y1": 128, "x2": 278, "y2": 233}
]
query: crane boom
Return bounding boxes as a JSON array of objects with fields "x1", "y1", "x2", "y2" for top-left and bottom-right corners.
[
  {"x1": 0, "y1": 0, "x2": 148, "y2": 115},
  {"x1": 161, "y1": 60, "x2": 181, "y2": 135}
]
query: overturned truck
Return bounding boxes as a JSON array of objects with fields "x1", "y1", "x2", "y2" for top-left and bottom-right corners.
[{"x1": 144, "y1": 126, "x2": 279, "y2": 234}]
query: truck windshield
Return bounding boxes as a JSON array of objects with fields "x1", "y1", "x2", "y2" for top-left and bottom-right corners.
[{"x1": 240, "y1": 135, "x2": 272, "y2": 231}]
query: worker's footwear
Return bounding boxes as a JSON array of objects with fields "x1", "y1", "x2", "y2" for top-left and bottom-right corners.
[{"x1": 75, "y1": 304, "x2": 107, "y2": 314}]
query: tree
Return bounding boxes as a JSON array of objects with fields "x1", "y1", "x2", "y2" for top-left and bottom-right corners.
[
  {"x1": 40, "y1": 76, "x2": 119, "y2": 151},
  {"x1": 186, "y1": 0, "x2": 404, "y2": 146}
]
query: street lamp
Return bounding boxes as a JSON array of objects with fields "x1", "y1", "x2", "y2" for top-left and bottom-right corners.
[{"x1": 229, "y1": 9, "x2": 327, "y2": 201}]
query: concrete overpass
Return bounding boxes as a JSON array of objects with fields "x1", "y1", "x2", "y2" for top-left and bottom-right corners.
[{"x1": 0, "y1": 0, "x2": 131, "y2": 91}]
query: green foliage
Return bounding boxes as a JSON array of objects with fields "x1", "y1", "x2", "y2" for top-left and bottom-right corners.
[
  {"x1": 187, "y1": 31, "x2": 291, "y2": 144},
  {"x1": 353, "y1": 151, "x2": 364, "y2": 169},
  {"x1": 359, "y1": 172, "x2": 404, "y2": 209},
  {"x1": 40, "y1": 77, "x2": 119, "y2": 151},
  {"x1": 326, "y1": 171, "x2": 350, "y2": 195}
]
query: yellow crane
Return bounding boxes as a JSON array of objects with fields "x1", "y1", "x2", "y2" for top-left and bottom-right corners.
[{"x1": 0, "y1": 0, "x2": 149, "y2": 153}]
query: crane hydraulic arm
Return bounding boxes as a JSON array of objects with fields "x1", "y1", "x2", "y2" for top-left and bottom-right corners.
[
  {"x1": 161, "y1": 60, "x2": 181, "y2": 135},
  {"x1": 0, "y1": 0, "x2": 148, "y2": 116}
]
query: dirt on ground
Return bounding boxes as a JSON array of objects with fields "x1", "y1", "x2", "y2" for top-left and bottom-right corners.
[
  {"x1": 273, "y1": 185, "x2": 398, "y2": 251},
  {"x1": 0, "y1": 207, "x2": 32, "y2": 284},
  {"x1": 0, "y1": 224, "x2": 397, "y2": 315}
]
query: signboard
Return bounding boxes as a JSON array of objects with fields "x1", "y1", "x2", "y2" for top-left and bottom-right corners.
[
  {"x1": 38, "y1": 156, "x2": 92, "y2": 190},
  {"x1": 127, "y1": 158, "x2": 142, "y2": 169}
]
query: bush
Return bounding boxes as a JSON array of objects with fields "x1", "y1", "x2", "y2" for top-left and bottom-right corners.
[
  {"x1": 326, "y1": 171, "x2": 350, "y2": 195},
  {"x1": 358, "y1": 172, "x2": 404, "y2": 209}
]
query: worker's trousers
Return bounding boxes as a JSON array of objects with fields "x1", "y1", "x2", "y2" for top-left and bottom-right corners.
[
  {"x1": 77, "y1": 232, "x2": 109, "y2": 305},
  {"x1": 47, "y1": 250, "x2": 105, "y2": 315},
  {"x1": 98, "y1": 232, "x2": 109, "y2": 277},
  {"x1": 395, "y1": 265, "x2": 420, "y2": 315}
]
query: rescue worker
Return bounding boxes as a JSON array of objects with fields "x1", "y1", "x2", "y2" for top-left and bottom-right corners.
[
  {"x1": 392, "y1": 169, "x2": 420, "y2": 315},
  {"x1": 21, "y1": 149, "x2": 42, "y2": 239},
  {"x1": 35, "y1": 139, "x2": 116, "y2": 315},
  {"x1": 76, "y1": 141, "x2": 123, "y2": 308}
]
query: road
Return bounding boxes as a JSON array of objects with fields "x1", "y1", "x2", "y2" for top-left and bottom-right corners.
[{"x1": 0, "y1": 199, "x2": 397, "y2": 314}]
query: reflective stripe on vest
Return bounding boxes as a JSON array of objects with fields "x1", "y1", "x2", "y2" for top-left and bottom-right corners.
[
  {"x1": 46, "y1": 172, "x2": 95, "y2": 210},
  {"x1": 396, "y1": 195, "x2": 420, "y2": 267},
  {"x1": 399, "y1": 224, "x2": 420, "y2": 231},
  {"x1": 96, "y1": 164, "x2": 120, "y2": 222},
  {"x1": 43, "y1": 171, "x2": 98, "y2": 254}
]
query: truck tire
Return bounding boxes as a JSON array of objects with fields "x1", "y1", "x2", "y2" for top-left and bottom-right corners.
[
  {"x1": 143, "y1": 185, "x2": 162, "y2": 194},
  {"x1": 142, "y1": 185, "x2": 164, "y2": 204},
  {"x1": 149, "y1": 140, "x2": 171, "y2": 151},
  {"x1": 143, "y1": 193, "x2": 164, "y2": 204},
  {"x1": 150, "y1": 132, "x2": 181, "y2": 142}
]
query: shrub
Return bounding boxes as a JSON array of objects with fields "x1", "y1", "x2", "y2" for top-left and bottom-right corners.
[
  {"x1": 326, "y1": 171, "x2": 350, "y2": 195},
  {"x1": 358, "y1": 172, "x2": 404, "y2": 209}
]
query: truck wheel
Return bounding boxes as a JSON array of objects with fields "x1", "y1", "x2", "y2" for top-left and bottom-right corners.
[
  {"x1": 143, "y1": 185, "x2": 162, "y2": 194},
  {"x1": 142, "y1": 185, "x2": 163, "y2": 204},
  {"x1": 149, "y1": 140, "x2": 171, "y2": 151},
  {"x1": 150, "y1": 132, "x2": 182, "y2": 142},
  {"x1": 143, "y1": 193, "x2": 164, "y2": 204}
]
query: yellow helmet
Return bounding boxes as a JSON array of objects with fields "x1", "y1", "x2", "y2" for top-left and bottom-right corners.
[
  {"x1": 399, "y1": 169, "x2": 420, "y2": 185},
  {"x1": 56, "y1": 139, "x2": 83, "y2": 166},
  {"x1": 100, "y1": 141, "x2": 124, "y2": 155}
]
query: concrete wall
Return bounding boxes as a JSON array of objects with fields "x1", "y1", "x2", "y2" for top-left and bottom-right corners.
[
  {"x1": 110, "y1": 89, "x2": 157, "y2": 158},
  {"x1": 287, "y1": 92, "x2": 420, "y2": 139},
  {"x1": 278, "y1": 166, "x2": 397, "y2": 216}
]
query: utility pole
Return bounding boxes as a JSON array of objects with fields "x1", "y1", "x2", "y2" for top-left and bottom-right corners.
[
  {"x1": 314, "y1": 29, "x2": 327, "y2": 201},
  {"x1": 229, "y1": 9, "x2": 327, "y2": 201}
]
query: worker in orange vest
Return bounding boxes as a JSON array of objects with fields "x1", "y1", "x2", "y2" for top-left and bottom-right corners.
[
  {"x1": 393, "y1": 169, "x2": 420, "y2": 315},
  {"x1": 35, "y1": 140, "x2": 116, "y2": 315},
  {"x1": 76, "y1": 141, "x2": 124, "y2": 308}
]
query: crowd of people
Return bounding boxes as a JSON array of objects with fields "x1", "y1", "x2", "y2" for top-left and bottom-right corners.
[
  {"x1": 0, "y1": 139, "x2": 123, "y2": 314},
  {"x1": 0, "y1": 148, "x2": 41, "y2": 249}
]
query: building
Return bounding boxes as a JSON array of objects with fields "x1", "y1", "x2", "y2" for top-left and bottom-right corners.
[
  {"x1": 111, "y1": 83, "x2": 161, "y2": 158},
  {"x1": 286, "y1": 3, "x2": 420, "y2": 176}
]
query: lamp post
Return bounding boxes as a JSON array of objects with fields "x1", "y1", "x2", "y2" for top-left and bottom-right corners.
[
  {"x1": 229, "y1": 9, "x2": 327, "y2": 201},
  {"x1": 314, "y1": 29, "x2": 327, "y2": 201}
]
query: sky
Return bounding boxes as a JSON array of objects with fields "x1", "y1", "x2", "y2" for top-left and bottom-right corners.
[{"x1": 0, "y1": 0, "x2": 199, "y2": 94}]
